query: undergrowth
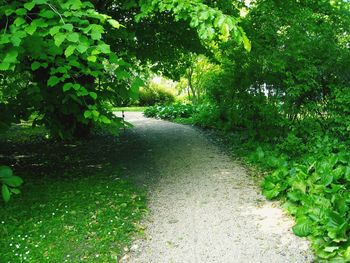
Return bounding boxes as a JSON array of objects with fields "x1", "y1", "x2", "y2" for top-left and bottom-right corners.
[{"x1": 144, "y1": 103, "x2": 350, "y2": 261}]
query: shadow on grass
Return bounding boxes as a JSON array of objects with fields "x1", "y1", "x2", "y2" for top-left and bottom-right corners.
[{"x1": 0, "y1": 124, "x2": 148, "y2": 262}]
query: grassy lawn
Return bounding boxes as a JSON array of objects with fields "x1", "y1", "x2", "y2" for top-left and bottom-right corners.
[
  {"x1": 112, "y1": 106, "x2": 148, "y2": 112},
  {"x1": 0, "y1": 124, "x2": 147, "y2": 262}
]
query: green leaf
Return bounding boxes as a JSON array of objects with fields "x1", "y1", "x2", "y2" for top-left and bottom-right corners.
[
  {"x1": 11, "y1": 36, "x2": 22, "y2": 47},
  {"x1": 292, "y1": 220, "x2": 313, "y2": 237},
  {"x1": 14, "y1": 17, "x2": 26, "y2": 27},
  {"x1": 25, "y1": 23, "x2": 37, "y2": 35},
  {"x1": 62, "y1": 24, "x2": 74, "y2": 32},
  {"x1": 344, "y1": 166, "x2": 350, "y2": 181},
  {"x1": 63, "y1": 83, "x2": 73, "y2": 91},
  {"x1": 47, "y1": 76, "x2": 60, "y2": 87},
  {"x1": 34, "y1": 0, "x2": 47, "y2": 4},
  {"x1": 3, "y1": 50, "x2": 19, "y2": 64},
  {"x1": 91, "y1": 32, "x2": 101, "y2": 40},
  {"x1": 89, "y1": 92, "x2": 97, "y2": 100},
  {"x1": 84, "y1": 111, "x2": 92, "y2": 118},
  {"x1": 64, "y1": 45, "x2": 76, "y2": 57},
  {"x1": 31, "y1": 61, "x2": 41, "y2": 71},
  {"x1": 0, "y1": 62, "x2": 10, "y2": 71},
  {"x1": 87, "y1": 55, "x2": 97, "y2": 62},
  {"x1": 108, "y1": 19, "x2": 120, "y2": 28},
  {"x1": 49, "y1": 26, "x2": 61, "y2": 36},
  {"x1": 67, "y1": 32, "x2": 79, "y2": 42},
  {"x1": 100, "y1": 115, "x2": 111, "y2": 124},
  {"x1": 39, "y1": 10, "x2": 55, "y2": 18},
  {"x1": 24, "y1": 2, "x2": 36, "y2": 11},
  {"x1": 10, "y1": 188, "x2": 21, "y2": 194},
  {"x1": 98, "y1": 43, "x2": 110, "y2": 54},
  {"x1": 16, "y1": 8, "x2": 27, "y2": 16},
  {"x1": 54, "y1": 33, "x2": 66, "y2": 47},
  {"x1": 77, "y1": 43, "x2": 89, "y2": 53},
  {"x1": 2, "y1": 184, "x2": 10, "y2": 203},
  {"x1": 3, "y1": 176, "x2": 23, "y2": 187},
  {"x1": 327, "y1": 211, "x2": 345, "y2": 229},
  {"x1": 0, "y1": 166, "x2": 13, "y2": 178}
]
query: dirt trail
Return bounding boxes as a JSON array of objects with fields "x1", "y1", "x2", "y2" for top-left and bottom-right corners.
[{"x1": 116, "y1": 112, "x2": 313, "y2": 263}]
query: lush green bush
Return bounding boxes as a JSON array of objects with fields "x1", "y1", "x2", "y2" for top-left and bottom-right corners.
[
  {"x1": 144, "y1": 103, "x2": 195, "y2": 119},
  {"x1": 138, "y1": 85, "x2": 176, "y2": 106}
]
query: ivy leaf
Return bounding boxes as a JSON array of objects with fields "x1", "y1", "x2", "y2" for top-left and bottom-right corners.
[
  {"x1": 47, "y1": 76, "x2": 60, "y2": 87},
  {"x1": 64, "y1": 45, "x2": 76, "y2": 57},
  {"x1": 67, "y1": 32, "x2": 79, "y2": 42},
  {"x1": 24, "y1": 2, "x2": 36, "y2": 10},
  {"x1": 2, "y1": 184, "x2": 10, "y2": 203},
  {"x1": 54, "y1": 33, "x2": 66, "y2": 47}
]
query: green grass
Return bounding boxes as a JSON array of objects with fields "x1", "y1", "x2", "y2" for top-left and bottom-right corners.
[
  {"x1": 0, "y1": 124, "x2": 147, "y2": 262},
  {"x1": 113, "y1": 106, "x2": 148, "y2": 112}
]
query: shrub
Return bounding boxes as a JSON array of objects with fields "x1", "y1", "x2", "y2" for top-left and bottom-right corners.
[
  {"x1": 144, "y1": 103, "x2": 195, "y2": 119},
  {"x1": 138, "y1": 84, "x2": 176, "y2": 106}
]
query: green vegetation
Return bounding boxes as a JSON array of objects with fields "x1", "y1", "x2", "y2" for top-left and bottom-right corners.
[
  {"x1": 142, "y1": 1, "x2": 350, "y2": 260},
  {"x1": 113, "y1": 106, "x2": 149, "y2": 112},
  {"x1": 0, "y1": 125, "x2": 146, "y2": 262},
  {"x1": 2, "y1": 0, "x2": 350, "y2": 261}
]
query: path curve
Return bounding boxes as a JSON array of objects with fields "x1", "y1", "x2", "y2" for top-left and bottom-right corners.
[{"x1": 116, "y1": 112, "x2": 313, "y2": 263}]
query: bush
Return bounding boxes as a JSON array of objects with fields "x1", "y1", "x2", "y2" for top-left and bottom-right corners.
[
  {"x1": 144, "y1": 103, "x2": 195, "y2": 119},
  {"x1": 138, "y1": 84, "x2": 176, "y2": 106}
]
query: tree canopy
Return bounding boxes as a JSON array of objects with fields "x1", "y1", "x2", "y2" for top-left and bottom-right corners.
[{"x1": 0, "y1": 0, "x2": 249, "y2": 138}]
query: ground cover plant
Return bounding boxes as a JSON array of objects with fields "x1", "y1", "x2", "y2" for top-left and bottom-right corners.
[{"x1": 0, "y1": 125, "x2": 147, "y2": 262}]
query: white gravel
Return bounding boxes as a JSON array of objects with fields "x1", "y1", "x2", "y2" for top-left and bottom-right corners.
[{"x1": 116, "y1": 112, "x2": 313, "y2": 263}]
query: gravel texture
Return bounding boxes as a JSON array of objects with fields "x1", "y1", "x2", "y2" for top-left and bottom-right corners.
[{"x1": 116, "y1": 112, "x2": 313, "y2": 263}]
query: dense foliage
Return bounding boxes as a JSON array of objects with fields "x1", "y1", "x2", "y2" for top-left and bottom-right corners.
[
  {"x1": 0, "y1": 0, "x2": 247, "y2": 139},
  {"x1": 143, "y1": 1, "x2": 350, "y2": 260},
  {"x1": 144, "y1": 103, "x2": 195, "y2": 119}
]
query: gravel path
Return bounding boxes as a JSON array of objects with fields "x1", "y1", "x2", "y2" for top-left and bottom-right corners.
[{"x1": 116, "y1": 112, "x2": 313, "y2": 263}]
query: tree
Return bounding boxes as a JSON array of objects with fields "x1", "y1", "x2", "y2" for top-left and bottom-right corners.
[{"x1": 0, "y1": 0, "x2": 249, "y2": 139}]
